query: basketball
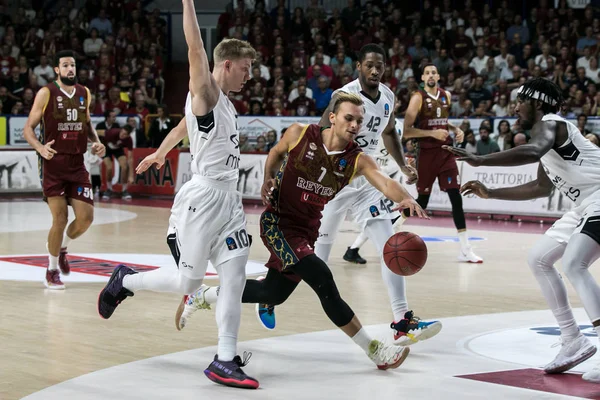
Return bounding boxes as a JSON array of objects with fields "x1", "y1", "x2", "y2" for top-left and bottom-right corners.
[{"x1": 383, "y1": 232, "x2": 428, "y2": 276}]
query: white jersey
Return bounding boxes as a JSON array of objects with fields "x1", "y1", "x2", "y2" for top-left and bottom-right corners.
[
  {"x1": 184, "y1": 91, "x2": 240, "y2": 182},
  {"x1": 541, "y1": 113, "x2": 600, "y2": 206},
  {"x1": 335, "y1": 79, "x2": 396, "y2": 156}
]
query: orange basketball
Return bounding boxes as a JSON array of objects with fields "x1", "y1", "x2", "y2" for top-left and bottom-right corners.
[{"x1": 383, "y1": 232, "x2": 428, "y2": 276}]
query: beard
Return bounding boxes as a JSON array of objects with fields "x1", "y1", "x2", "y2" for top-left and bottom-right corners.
[
  {"x1": 426, "y1": 80, "x2": 436, "y2": 88},
  {"x1": 60, "y1": 74, "x2": 77, "y2": 86}
]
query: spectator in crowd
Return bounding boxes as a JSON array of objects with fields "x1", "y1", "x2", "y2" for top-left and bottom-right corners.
[
  {"x1": 147, "y1": 105, "x2": 175, "y2": 148},
  {"x1": 102, "y1": 125, "x2": 134, "y2": 201},
  {"x1": 513, "y1": 132, "x2": 528, "y2": 146},
  {"x1": 265, "y1": 130, "x2": 278, "y2": 151},
  {"x1": 495, "y1": 119, "x2": 513, "y2": 151},
  {"x1": 476, "y1": 125, "x2": 500, "y2": 155},
  {"x1": 253, "y1": 135, "x2": 267, "y2": 153}
]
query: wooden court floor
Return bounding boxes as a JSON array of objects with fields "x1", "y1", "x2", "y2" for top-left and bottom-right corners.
[{"x1": 0, "y1": 199, "x2": 596, "y2": 399}]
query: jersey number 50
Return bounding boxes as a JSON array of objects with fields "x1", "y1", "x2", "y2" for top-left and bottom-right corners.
[{"x1": 67, "y1": 109, "x2": 78, "y2": 121}]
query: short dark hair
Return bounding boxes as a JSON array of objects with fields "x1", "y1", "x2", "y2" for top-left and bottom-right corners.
[
  {"x1": 421, "y1": 63, "x2": 437, "y2": 75},
  {"x1": 121, "y1": 125, "x2": 133, "y2": 134},
  {"x1": 358, "y1": 44, "x2": 386, "y2": 63},
  {"x1": 53, "y1": 50, "x2": 76, "y2": 67}
]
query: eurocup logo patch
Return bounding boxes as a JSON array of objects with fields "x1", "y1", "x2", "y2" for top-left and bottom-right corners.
[
  {"x1": 441, "y1": 96, "x2": 446, "y2": 105},
  {"x1": 226, "y1": 237, "x2": 237, "y2": 250},
  {"x1": 370, "y1": 205, "x2": 380, "y2": 217},
  {"x1": 338, "y1": 158, "x2": 347, "y2": 172},
  {"x1": 77, "y1": 187, "x2": 83, "y2": 195},
  {"x1": 80, "y1": 96, "x2": 85, "y2": 106},
  {"x1": 384, "y1": 103, "x2": 390, "y2": 116}
]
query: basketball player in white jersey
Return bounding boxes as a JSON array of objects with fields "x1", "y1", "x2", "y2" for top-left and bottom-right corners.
[
  {"x1": 97, "y1": 0, "x2": 259, "y2": 389},
  {"x1": 255, "y1": 44, "x2": 442, "y2": 346},
  {"x1": 446, "y1": 78, "x2": 600, "y2": 382}
]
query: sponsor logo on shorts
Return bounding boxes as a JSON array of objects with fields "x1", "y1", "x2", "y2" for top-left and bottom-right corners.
[
  {"x1": 301, "y1": 191, "x2": 327, "y2": 206},
  {"x1": 226, "y1": 237, "x2": 238, "y2": 250},
  {"x1": 181, "y1": 262, "x2": 193, "y2": 270},
  {"x1": 369, "y1": 205, "x2": 380, "y2": 217}
]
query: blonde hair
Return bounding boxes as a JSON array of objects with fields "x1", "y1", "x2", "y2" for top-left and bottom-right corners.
[
  {"x1": 332, "y1": 92, "x2": 364, "y2": 113},
  {"x1": 213, "y1": 38, "x2": 257, "y2": 64}
]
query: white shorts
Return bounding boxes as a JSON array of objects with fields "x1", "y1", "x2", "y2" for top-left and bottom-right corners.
[
  {"x1": 168, "y1": 175, "x2": 249, "y2": 279},
  {"x1": 546, "y1": 197, "x2": 600, "y2": 244},
  {"x1": 317, "y1": 176, "x2": 399, "y2": 245}
]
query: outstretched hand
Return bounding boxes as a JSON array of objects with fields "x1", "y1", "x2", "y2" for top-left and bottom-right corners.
[
  {"x1": 460, "y1": 180, "x2": 490, "y2": 199},
  {"x1": 136, "y1": 152, "x2": 165, "y2": 174},
  {"x1": 442, "y1": 145, "x2": 483, "y2": 166},
  {"x1": 392, "y1": 198, "x2": 429, "y2": 219}
]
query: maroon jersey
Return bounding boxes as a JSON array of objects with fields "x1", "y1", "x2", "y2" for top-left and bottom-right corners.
[
  {"x1": 266, "y1": 124, "x2": 362, "y2": 237},
  {"x1": 42, "y1": 82, "x2": 89, "y2": 155},
  {"x1": 414, "y1": 87, "x2": 452, "y2": 149}
]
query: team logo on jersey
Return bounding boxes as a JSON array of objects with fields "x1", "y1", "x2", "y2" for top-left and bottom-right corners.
[
  {"x1": 338, "y1": 158, "x2": 347, "y2": 172},
  {"x1": 226, "y1": 237, "x2": 238, "y2": 250},
  {"x1": 384, "y1": 103, "x2": 390, "y2": 116},
  {"x1": 57, "y1": 96, "x2": 63, "y2": 102},
  {"x1": 369, "y1": 205, "x2": 380, "y2": 217},
  {"x1": 309, "y1": 142, "x2": 317, "y2": 151}
]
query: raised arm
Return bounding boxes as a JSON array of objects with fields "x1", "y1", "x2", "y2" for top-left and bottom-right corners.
[
  {"x1": 461, "y1": 162, "x2": 554, "y2": 201},
  {"x1": 402, "y1": 92, "x2": 449, "y2": 141},
  {"x1": 356, "y1": 154, "x2": 427, "y2": 218},
  {"x1": 183, "y1": 0, "x2": 220, "y2": 116}
]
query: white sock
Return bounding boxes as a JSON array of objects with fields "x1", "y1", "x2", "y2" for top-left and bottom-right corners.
[
  {"x1": 122, "y1": 183, "x2": 128, "y2": 191},
  {"x1": 62, "y1": 233, "x2": 72, "y2": 249},
  {"x1": 48, "y1": 255, "x2": 58, "y2": 271},
  {"x1": 107, "y1": 181, "x2": 113, "y2": 190},
  {"x1": 555, "y1": 305, "x2": 580, "y2": 341},
  {"x1": 365, "y1": 219, "x2": 408, "y2": 321},
  {"x1": 122, "y1": 267, "x2": 203, "y2": 294},
  {"x1": 215, "y1": 256, "x2": 247, "y2": 362},
  {"x1": 204, "y1": 286, "x2": 220, "y2": 304},
  {"x1": 528, "y1": 235, "x2": 579, "y2": 341},
  {"x1": 350, "y1": 231, "x2": 368, "y2": 250},
  {"x1": 352, "y1": 328, "x2": 373, "y2": 354},
  {"x1": 217, "y1": 335, "x2": 237, "y2": 361},
  {"x1": 458, "y1": 230, "x2": 470, "y2": 250}
]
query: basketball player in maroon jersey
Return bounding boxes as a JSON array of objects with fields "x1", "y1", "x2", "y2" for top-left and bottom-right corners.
[
  {"x1": 23, "y1": 50, "x2": 105, "y2": 289},
  {"x1": 177, "y1": 93, "x2": 429, "y2": 371},
  {"x1": 403, "y1": 64, "x2": 482, "y2": 263}
]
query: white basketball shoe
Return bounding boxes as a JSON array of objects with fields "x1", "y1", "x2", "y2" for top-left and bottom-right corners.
[
  {"x1": 544, "y1": 334, "x2": 597, "y2": 374},
  {"x1": 367, "y1": 340, "x2": 410, "y2": 370}
]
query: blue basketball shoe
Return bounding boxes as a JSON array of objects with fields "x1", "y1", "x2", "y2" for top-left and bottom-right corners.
[{"x1": 391, "y1": 310, "x2": 442, "y2": 346}]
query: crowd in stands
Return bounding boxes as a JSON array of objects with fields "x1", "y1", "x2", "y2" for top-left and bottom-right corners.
[
  {"x1": 4, "y1": 0, "x2": 600, "y2": 155},
  {"x1": 219, "y1": 0, "x2": 600, "y2": 153},
  {"x1": 0, "y1": 0, "x2": 168, "y2": 147}
]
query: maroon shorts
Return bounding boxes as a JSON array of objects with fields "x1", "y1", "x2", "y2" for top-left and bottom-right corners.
[
  {"x1": 416, "y1": 147, "x2": 460, "y2": 195},
  {"x1": 41, "y1": 154, "x2": 94, "y2": 205},
  {"x1": 259, "y1": 211, "x2": 317, "y2": 283}
]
